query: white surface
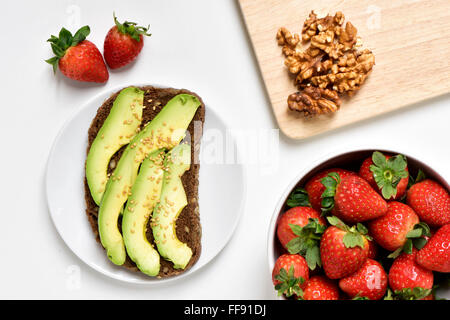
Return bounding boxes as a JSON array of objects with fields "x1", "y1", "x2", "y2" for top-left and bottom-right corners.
[
  {"x1": 0, "y1": 0, "x2": 449, "y2": 299},
  {"x1": 46, "y1": 84, "x2": 246, "y2": 284}
]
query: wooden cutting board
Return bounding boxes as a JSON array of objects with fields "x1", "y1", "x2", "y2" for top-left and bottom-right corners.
[{"x1": 238, "y1": 0, "x2": 450, "y2": 139}]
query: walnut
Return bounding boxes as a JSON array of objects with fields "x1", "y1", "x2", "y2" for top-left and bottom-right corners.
[
  {"x1": 311, "y1": 49, "x2": 375, "y2": 94},
  {"x1": 277, "y1": 11, "x2": 374, "y2": 117},
  {"x1": 277, "y1": 27, "x2": 300, "y2": 57},
  {"x1": 310, "y1": 30, "x2": 344, "y2": 59},
  {"x1": 302, "y1": 11, "x2": 345, "y2": 42},
  {"x1": 336, "y1": 22, "x2": 358, "y2": 51},
  {"x1": 288, "y1": 86, "x2": 341, "y2": 116},
  {"x1": 285, "y1": 47, "x2": 324, "y2": 78}
]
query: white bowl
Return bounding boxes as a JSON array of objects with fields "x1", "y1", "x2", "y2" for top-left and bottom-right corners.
[{"x1": 267, "y1": 147, "x2": 450, "y2": 299}]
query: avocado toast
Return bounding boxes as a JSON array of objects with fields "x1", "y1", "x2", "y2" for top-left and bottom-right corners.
[{"x1": 84, "y1": 85, "x2": 204, "y2": 278}]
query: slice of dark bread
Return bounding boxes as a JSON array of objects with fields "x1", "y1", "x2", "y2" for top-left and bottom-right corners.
[{"x1": 84, "y1": 85, "x2": 204, "y2": 278}]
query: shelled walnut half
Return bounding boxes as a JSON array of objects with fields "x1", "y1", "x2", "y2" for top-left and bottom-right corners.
[
  {"x1": 288, "y1": 87, "x2": 341, "y2": 116},
  {"x1": 277, "y1": 11, "x2": 375, "y2": 117}
]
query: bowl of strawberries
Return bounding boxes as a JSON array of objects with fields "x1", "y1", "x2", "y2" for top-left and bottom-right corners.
[{"x1": 268, "y1": 148, "x2": 450, "y2": 300}]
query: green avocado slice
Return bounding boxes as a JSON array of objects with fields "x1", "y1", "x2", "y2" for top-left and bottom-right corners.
[
  {"x1": 122, "y1": 150, "x2": 164, "y2": 276},
  {"x1": 152, "y1": 143, "x2": 193, "y2": 269},
  {"x1": 86, "y1": 87, "x2": 144, "y2": 205},
  {"x1": 98, "y1": 94, "x2": 201, "y2": 265}
]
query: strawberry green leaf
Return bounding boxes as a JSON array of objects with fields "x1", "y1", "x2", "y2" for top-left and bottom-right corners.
[
  {"x1": 407, "y1": 169, "x2": 426, "y2": 190},
  {"x1": 45, "y1": 57, "x2": 59, "y2": 74},
  {"x1": 326, "y1": 215, "x2": 348, "y2": 231},
  {"x1": 286, "y1": 237, "x2": 303, "y2": 254},
  {"x1": 305, "y1": 246, "x2": 321, "y2": 269},
  {"x1": 372, "y1": 151, "x2": 387, "y2": 167},
  {"x1": 113, "y1": 12, "x2": 151, "y2": 42},
  {"x1": 352, "y1": 294, "x2": 370, "y2": 300},
  {"x1": 370, "y1": 151, "x2": 408, "y2": 200},
  {"x1": 416, "y1": 222, "x2": 431, "y2": 237},
  {"x1": 402, "y1": 239, "x2": 413, "y2": 254},
  {"x1": 50, "y1": 43, "x2": 65, "y2": 58},
  {"x1": 320, "y1": 172, "x2": 340, "y2": 214},
  {"x1": 404, "y1": 222, "x2": 430, "y2": 251},
  {"x1": 286, "y1": 188, "x2": 310, "y2": 207},
  {"x1": 71, "y1": 25, "x2": 90, "y2": 46},
  {"x1": 356, "y1": 223, "x2": 368, "y2": 235},
  {"x1": 58, "y1": 28, "x2": 73, "y2": 49},
  {"x1": 274, "y1": 266, "x2": 305, "y2": 298},
  {"x1": 413, "y1": 237, "x2": 428, "y2": 250},
  {"x1": 286, "y1": 219, "x2": 325, "y2": 270},
  {"x1": 387, "y1": 247, "x2": 403, "y2": 259},
  {"x1": 394, "y1": 287, "x2": 432, "y2": 300},
  {"x1": 406, "y1": 229, "x2": 423, "y2": 239},
  {"x1": 415, "y1": 169, "x2": 426, "y2": 183},
  {"x1": 390, "y1": 155, "x2": 407, "y2": 172},
  {"x1": 289, "y1": 224, "x2": 304, "y2": 236},
  {"x1": 343, "y1": 232, "x2": 365, "y2": 249}
]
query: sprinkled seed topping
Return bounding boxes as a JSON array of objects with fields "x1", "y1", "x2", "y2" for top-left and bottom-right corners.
[{"x1": 109, "y1": 160, "x2": 116, "y2": 169}]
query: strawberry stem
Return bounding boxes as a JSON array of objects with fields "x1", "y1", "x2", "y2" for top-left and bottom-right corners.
[
  {"x1": 369, "y1": 151, "x2": 408, "y2": 199},
  {"x1": 320, "y1": 172, "x2": 340, "y2": 214},
  {"x1": 113, "y1": 12, "x2": 151, "y2": 42}
]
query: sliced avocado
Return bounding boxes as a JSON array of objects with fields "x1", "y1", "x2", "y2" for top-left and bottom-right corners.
[
  {"x1": 98, "y1": 94, "x2": 201, "y2": 265},
  {"x1": 86, "y1": 87, "x2": 144, "y2": 205},
  {"x1": 152, "y1": 143, "x2": 193, "y2": 269},
  {"x1": 122, "y1": 150, "x2": 164, "y2": 276}
]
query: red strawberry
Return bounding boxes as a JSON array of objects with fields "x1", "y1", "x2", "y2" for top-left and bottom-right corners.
[
  {"x1": 320, "y1": 216, "x2": 370, "y2": 279},
  {"x1": 359, "y1": 152, "x2": 409, "y2": 200},
  {"x1": 339, "y1": 259, "x2": 388, "y2": 300},
  {"x1": 416, "y1": 224, "x2": 450, "y2": 272},
  {"x1": 305, "y1": 168, "x2": 357, "y2": 212},
  {"x1": 302, "y1": 275, "x2": 340, "y2": 300},
  {"x1": 276, "y1": 207, "x2": 326, "y2": 269},
  {"x1": 388, "y1": 249, "x2": 434, "y2": 300},
  {"x1": 103, "y1": 13, "x2": 151, "y2": 69},
  {"x1": 277, "y1": 207, "x2": 325, "y2": 248},
  {"x1": 407, "y1": 179, "x2": 450, "y2": 228},
  {"x1": 46, "y1": 26, "x2": 108, "y2": 83},
  {"x1": 272, "y1": 254, "x2": 309, "y2": 298},
  {"x1": 321, "y1": 173, "x2": 388, "y2": 223},
  {"x1": 368, "y1": 202, "x2": 421, "y2": 252}
]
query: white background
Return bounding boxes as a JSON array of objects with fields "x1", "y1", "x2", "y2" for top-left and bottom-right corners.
[{"x1": 0, "y1": 0, "x2": 449, "y2": 299}]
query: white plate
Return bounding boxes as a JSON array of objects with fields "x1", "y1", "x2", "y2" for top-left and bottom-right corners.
[{"x1": 46, "y1": 84, "x2": 247, "y2": 284}]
